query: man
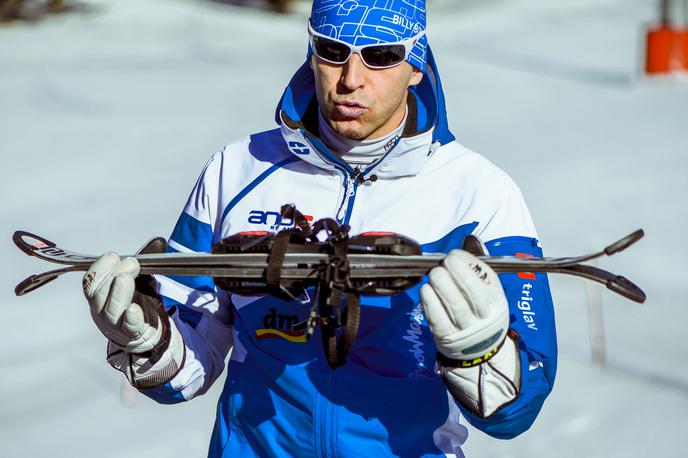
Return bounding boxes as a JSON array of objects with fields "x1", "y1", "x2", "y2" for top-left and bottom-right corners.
[{"x1": 82, "y1": 1, "x2": 557, "y2": 456}]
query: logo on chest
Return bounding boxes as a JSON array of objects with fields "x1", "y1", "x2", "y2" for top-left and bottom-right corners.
[
  {"x1": 248, "y1": 210, "x2": 314, "y2": 230},
  {"x1": 255, "y1": 307, "x2": 307, "y2": 343}
]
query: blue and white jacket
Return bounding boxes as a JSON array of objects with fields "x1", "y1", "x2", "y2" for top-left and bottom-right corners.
[{"x1": 142, "y1": 49, "x2": 558, "y2": 457}]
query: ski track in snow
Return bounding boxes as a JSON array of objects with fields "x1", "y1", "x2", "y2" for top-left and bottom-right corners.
[{"x1": 1, "y1": 0, "x2": 686, "y2": 457}]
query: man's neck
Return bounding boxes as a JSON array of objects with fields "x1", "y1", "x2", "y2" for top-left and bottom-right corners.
[{"x1": 318, "y1": 107, "x2": 408, "y2": 168}]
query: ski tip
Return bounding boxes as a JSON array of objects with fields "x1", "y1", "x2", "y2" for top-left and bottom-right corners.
[
  {"x1": 607, "y1": 275, "x2": 647, "y2": 304},
  {"x1": 13, "y1": 231, "x2": 56, "y2": 257},
  {"x1": 136, "y1": 237, "x2": 167, "y2": 255},
  {"x1": 604, "y1": 229, "x2": 645, "y2": 256},
  {"x1": 462, "y1": 235, "x2": 488, "y2": 256},
  {"x1": 14, "y1": 272, "x2": 60, "y2": 296}
]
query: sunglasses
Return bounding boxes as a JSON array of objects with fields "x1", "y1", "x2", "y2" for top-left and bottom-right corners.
[{"x1": 308, "y1": 22, "x2": 425, "y2": 70}]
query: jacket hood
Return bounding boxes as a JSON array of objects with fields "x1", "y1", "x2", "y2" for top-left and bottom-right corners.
[{"x1": 274, "y1": 46, "x2": 454, "y2": 179}]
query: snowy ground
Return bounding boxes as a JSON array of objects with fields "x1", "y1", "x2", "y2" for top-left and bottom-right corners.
[{"x1": 1, "y1": 0, "x2": 687, "y2": 456}]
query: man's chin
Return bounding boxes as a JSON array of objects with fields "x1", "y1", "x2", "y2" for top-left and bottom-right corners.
[{"x1": 329, "y1": 120, "x2": 369, "y2": 140}]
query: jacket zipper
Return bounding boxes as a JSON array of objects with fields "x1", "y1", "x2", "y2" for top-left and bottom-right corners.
[
  {"x1": 303, "y1": 132, "x2": 360, "y2": 225},
  {"x1": 301, "y1": 133, "x2": 403, "y2": 229}
]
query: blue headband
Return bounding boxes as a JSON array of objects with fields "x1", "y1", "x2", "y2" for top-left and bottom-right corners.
[{"x1": 309, "y1": 0, "x2": 428, "y2": 72}]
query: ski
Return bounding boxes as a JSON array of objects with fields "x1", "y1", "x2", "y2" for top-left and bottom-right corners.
[
  {"x1": 13, "y1": 230, "x2": 644, "y2": 270},
  {"x1": 13, "y1": 229, "x2": 646, "y2": 303}
]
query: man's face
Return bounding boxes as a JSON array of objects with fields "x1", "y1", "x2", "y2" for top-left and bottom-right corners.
[{"x1": 311, "y1": 54, "x2": 423, "y2": 140}]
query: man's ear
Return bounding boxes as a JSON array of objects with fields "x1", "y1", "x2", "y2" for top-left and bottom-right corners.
[{"x1": 409, "y1": 67, "x2": 423, "y2": 87}]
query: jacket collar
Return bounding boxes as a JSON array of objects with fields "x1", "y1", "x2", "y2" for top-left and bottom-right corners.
[{"x1": 275, "y1": 46, "x2": 454, "y2": 179}]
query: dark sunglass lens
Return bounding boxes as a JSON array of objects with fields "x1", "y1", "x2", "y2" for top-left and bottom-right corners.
[
  {"x1": 361, "y1": 44, "x2": 406, "y2": 67},
  {"x1": 312, "y1": 36, "x2": 350, "y2": 63}
]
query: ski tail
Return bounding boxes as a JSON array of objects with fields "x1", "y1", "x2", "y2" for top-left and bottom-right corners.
[
  {"x1": 14, "y1": 265, "x2": 84, "y2": 296},
  {"x1": 604, "y1": 229, "x2": 644, "y2": 256},
  {"x1": 575, "y1": 264, "x2": 646, "y2": 304},
  {"x1": 13, "y1": 233, "x2": 168, "y2": 297}
]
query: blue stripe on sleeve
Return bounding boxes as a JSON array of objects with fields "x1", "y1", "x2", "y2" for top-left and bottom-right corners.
[
  {"x1": 164, "y1": 244, "x2": 216, "y2": 294},
  {"x1": 161, "y1": 218, "x2": 214, "y2": 329},
  {"x1": 166, "y1": 275, "x2": 216, "y2": 293},
  {"x1": 421, "y1": 221, "x2": 479, "y2": 253},
  {"x1": 169, "y1": 211, "x2": 213, "y2": 253}
]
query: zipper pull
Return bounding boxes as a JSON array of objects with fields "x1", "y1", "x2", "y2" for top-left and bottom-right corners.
[
  {"x1": 353, "y1": 168, "x2": 364, "y2": 184},
  {"x1": 354, "y1": 168, "x2": 379, "y2": 185},
  {"x1": 347, "y1": 175, "x2": 356, "y2": 196},
  {"x1": 336, "y1": 174, "x2": 356, "y2": 222}
]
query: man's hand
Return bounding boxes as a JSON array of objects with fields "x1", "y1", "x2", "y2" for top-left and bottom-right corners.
[
  {"x1": 420, "y1": 250, "x2": 521, "y2": 418},
  {"x1": 83, "y1": 253, "x2": 185, "y2": 389},
  {"x1": 83, "y1": 253, "x2": 163, "y2": 354}
]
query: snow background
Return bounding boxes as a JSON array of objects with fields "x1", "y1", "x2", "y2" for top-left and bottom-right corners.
[{"x1": 1, "y1": 0, "x2": 686, "y2": 456}]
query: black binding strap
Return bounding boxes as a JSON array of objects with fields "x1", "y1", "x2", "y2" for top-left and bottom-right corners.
[
  {"x1": 318, "y1": 223, "x2": 357, "y2": 368},
  {"x1": 338, "y1": 293, "x2": 360, "y2": 364},
  {"x1": 280, "y1": 204, "x2": 313, "y2": 238},
  {"x1": 265, "y1": 206, "x2": 311, "y2": 298},
  {"x1": 265, "y1": 230, "x2": 294, "y2": 291},
  {"x1": 259, "y1": 207, "x2": 362, "y2": 369}
]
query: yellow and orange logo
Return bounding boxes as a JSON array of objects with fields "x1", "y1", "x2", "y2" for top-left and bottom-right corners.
[
  {"x1": 255, "y1": 329, "x2": 307, "y2": 343},
  {"x1": 255, "y1": 308, "x2": 307, "y2": 343}
]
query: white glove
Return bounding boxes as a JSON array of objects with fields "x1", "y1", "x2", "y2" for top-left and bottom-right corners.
[
  {"x1": 83, "y1": 253, "x2": 185, "y2": 389},
  {"x1": 420, "y1": 250, "x2": 521, "y2": 418}
]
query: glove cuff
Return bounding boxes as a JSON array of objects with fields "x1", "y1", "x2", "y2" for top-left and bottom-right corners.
[
  {"x1": 439, "y1": 332, "x2": 522, "y2": 418},
  {"x1": 107, "y1": 319, "x2": 186, "y2": 390},
  {"x1": 436, "y1": 332, "x2": 508, "y2": 369}
]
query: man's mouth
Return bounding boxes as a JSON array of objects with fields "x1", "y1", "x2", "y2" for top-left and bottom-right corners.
[{"x1": 333, "y1": 101, "x2": 368, "y2": 120}]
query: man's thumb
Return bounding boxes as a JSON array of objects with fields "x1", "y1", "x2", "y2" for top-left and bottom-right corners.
[{"x1": 123, "y1": 303, "x2": 145, "y2": 337}]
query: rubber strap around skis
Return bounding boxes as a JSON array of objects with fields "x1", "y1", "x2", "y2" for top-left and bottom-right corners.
[
  {"x1": 280, "y1": 204, "x2": 313, "y2": 238},
  {"x1": 323, "y1": 289, "x2": 342, "y2": 367},
  {"x1": 338, "y1": 293, "x2": 360, "y2": 364},
  {"x1": 265, "y1": 230, "x2": 295, "y2": 290},
  {"x1": 322, "y1": 224, "x2": 360, "y2": 368}
]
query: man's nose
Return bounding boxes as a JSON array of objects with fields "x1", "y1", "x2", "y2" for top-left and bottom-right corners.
[{"x1": 339, "y1": 53, "x2": 367, "y2": 91}]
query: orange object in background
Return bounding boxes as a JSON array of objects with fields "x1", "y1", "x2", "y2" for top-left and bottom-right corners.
[
  {"x1": 676, "y1": 28, "x2": 688, "y2": 68},
  {"x1": 646, "y1": 26, "x2": 677, "y2": 73},
  {"x1": 645, "y1": 0, "x2": 688, "y2": 74}
]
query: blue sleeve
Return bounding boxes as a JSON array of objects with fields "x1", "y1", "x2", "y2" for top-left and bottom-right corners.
[
  {"x1": 458, "y1": 236, "x2": 558, "y2": 439},
  {"x1": 140, "y1": 155, "x2": 234, "y2": 404}
]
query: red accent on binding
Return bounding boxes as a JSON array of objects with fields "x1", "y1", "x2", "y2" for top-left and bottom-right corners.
[
  {"x1": 515, "y1": 252, "x2": 536, "y2": 280},
  {"x1": 237, "y1": 231, "x2": 270, "y2": 236},
  {"x1": 359, "y1": 232, "x2": 397, "y2": 237}
]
